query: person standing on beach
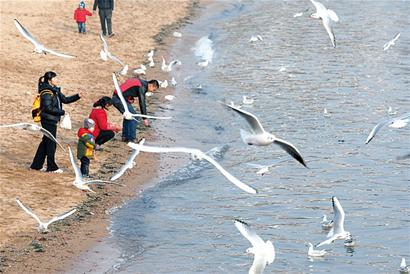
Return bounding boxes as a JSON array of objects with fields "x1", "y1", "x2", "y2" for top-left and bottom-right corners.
[
  {"x1": 89, "y1": 96, "x2": 121, "y2": 149},
  {"x1": 30, "y1": 71, "x2": 81, "y2": 173},
  {"x1": 77, "y1": 118, "x2": 96, "y2": 177},
  {"x1": 93, "y1": 0, "x2": 114, "y2": 37},
  {"x1": 111, "y1": 77, "x2": 159, "y2": 142},
  {"x1": 74, "y1": 1, "x2": 92, "y2": 34}
]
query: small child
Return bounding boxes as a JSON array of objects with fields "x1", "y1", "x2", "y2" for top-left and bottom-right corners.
[
  {"x1": 77, "y1": 118, "x2": 96, "y2": 177},
  {"x1": 74, "y1": 1, "x2": 92, "y2": 34}
]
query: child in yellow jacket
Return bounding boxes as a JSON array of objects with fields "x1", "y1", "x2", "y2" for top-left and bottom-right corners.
[{"x1": 77, "y1": 118, "x2": 96, "y2": 177}]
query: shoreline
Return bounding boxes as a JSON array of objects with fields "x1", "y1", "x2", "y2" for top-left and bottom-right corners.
[{"x1": 0, "y1": 1, "x2": 199, "y2": 273}]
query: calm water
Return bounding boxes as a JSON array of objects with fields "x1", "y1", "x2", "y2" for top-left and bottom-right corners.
[{"x1": 70, "y1": 1, "x2": 410, "y2": 273}]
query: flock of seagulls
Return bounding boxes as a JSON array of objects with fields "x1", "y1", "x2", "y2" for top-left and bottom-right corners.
[{"x1": 4, "y1": 1, "x2": 407, "y2": 272}]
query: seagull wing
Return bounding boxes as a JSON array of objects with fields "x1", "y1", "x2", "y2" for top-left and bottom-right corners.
[
  {"x1": 392, "y1": 32, "x2": 401, "y2": 43},
  {"x1": 249, "y1": 252, "x2": 268, "y2": 274},
  {"x1": 68, "y1": 147, "x2": 82, "y2": 180},
  {"x1": 365, "y1": 117, "x2": 393, "y2": 144},
  {"x1": 16, "y1": 198, "x2": 42, "y2": 225},
  {"x1": 201, "y1": 153, "x2": 257, "y2": 194},
  {"x1": 99, "y1": 32, "x2": 109, "y2": 52},
  {"x1": 46, "y1": 208, "x2": 77, "y2": 226},
  {"x1": 128, "y1": 143, "x2": 257, "y2": 194},
  {"x1": 112, "y1": 73, "x2": 130, "y2": 114},
  {"x1": 332, "y1": 196, "x2": 345, "y2": 235},
  {"x1": 43, "y1": 47, "x2": 75, "y2": 59},
  {"x1": 234, "y1": 219, "x2": 265, "y2": 247},
  {"x1": 108, "y1": 53, "x2": 125, "y2": 66},
  {"x1": 84, "y1": 179, "x2": 123, "y2": 186},
  {"x1": 317, "y1": 234, "x2": 337, "y2": 247},
  {"x1": 310, "y1": 0, "x2": 326, "y2": 12},
  {"x1": 220, "y1": 102, "x2": 265, "y2": 134},
  {"x1": 322, "y1": 17, "x2": 336, "y2": 48},
  {"x1": 327, "y1": 9, "x2": 339, "y2": 22},
  {"x1": 273, "y1": 138, "x2": 307, "y2": 167},
  {"x1": 13, "y1": 19, "x2": 41, "y2": 47},
  {"x1": 36, "y1": 124, "x2": 66, "y2": 151},
  {"x1": 129, "y1": 113, "x2": 172, "y2": 120},
  {"x1": 111, "y1": 139, "x2": 145, "y2": 181}
]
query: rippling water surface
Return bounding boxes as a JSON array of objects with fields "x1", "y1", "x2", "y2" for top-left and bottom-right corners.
[{"x1": 72, "y1": 1, "x2": 410, "y2": 273}]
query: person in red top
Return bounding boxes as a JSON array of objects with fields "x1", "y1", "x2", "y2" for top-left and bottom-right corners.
[
  {"x1": 89, "y1": 96, "x2": 121, "y2": 149},
  {"x1": 74, "y1": 1, "x2": 92, "y2": 34}
]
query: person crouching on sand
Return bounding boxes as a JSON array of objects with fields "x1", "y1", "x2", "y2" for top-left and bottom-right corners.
[
  {"x1": 89, "y1": 96, "x2": 121, "y2": 150},
  {"x1": 77, "y1": 118, "x2": 96, "y2": 177}
]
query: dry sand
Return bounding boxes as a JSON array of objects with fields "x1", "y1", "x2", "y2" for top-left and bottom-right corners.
[{"x1": 0, "y1": 0, "x2": 197, "y2": 272}]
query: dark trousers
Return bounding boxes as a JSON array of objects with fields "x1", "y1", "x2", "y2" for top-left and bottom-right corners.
[
  {"x1": 95, "y1": 130, "x2": 115, "y2": 145},
  {"x1": 112, "y1": 95, "x2": 138, "y2": 141},
  {"x1": 77, "y1": 22, "x2": 86, "y2": 33},
  {"x1": 30, "y1": 121, "x2": 58, "y2": 171},
  {"x1": 80, "y1": 156, "x2": 90, "y2": 177},
  {"x1": 98, "y1": 8, "x2": 113, "y2": 35}
]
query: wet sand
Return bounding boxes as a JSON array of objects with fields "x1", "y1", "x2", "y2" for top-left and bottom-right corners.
[{"x1": 0, "y1": 0, "x2": 198, "y2": 272}]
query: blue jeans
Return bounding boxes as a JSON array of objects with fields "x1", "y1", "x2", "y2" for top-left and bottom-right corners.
[
  {"x1": 112, "y1": 95, "x2": 138, "y2": 141},
  {"x1": 77, "y1": 22, "x2": 86, "y2": 33}
]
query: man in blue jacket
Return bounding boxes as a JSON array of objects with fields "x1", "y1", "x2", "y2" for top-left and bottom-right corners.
[{"x1": 93, "y1": 0, "x2": 114, "y2": 37}]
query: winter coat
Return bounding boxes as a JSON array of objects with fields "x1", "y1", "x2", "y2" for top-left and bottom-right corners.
[
  {"x1": 39, "y1": 82, "x2": 80, "y2": 125},
  {"x1": 77, "y1": 128, "x2": 96, "y2": 159},
  {"x1": 74, "y1": 8, "x2": 92, "y2": 23},
  {"x1": 89, "y1": 108, "x2": 117, "y2": 138},
  {"x1": 93, "y1": 0, "x2": 114, "y2": 10},
  {"x1": 112, "y1": 78, "x2": 148, "y2": 116}
]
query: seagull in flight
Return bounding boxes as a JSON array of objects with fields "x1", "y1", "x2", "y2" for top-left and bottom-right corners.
[
  {"x1": 14, "y1": 19, "x2": 75, "y2": 58},
  {"x1": 0, "y1": 122, "x2": 65, "y2": 151},
  {"x1": 307, "y1": 242, "x2": 327, "y2": 257},
  {"x1": 309, "y1": 0, "x2": 339, "y2": 48},
  {"x1": 110, "y1": 139, "x2": 145, "y2": 181},
  {"x1": 317, "y1": 196, "x2": 350, "y2": 247},
  {"x1": 112, "y1": 73, "x2": 172, "y2": 121},
  {"x1": 246, "y1": 158, "x2": 289, "y2": 176},
  {"x1": 383, "y1": 33, "x2": 400, "y2": 51},
  {"x1": 100, "y1": 32, "x2": 128, "y2": 75},
  {"x1": 16, "y1": 198, "x2": 76, "y2": 233},
  {"x1": 161, "y1": 56, "x2": 181, "y2": 72},
  {"x1": 220, "y1": 102, "x2": 307, "y2": 167},
  {"x1": 128, "y1": 142, "x2": 257, "y2": 194},
  {"x1": 68, "y1": 147, "x2": 118, "y2": 192},
  {"x1": 234, "y1": 219, "x2": 275, "y2": 274},
  {"x1": 365, "y1": 112, "x2": 410, "y2": 144},
  {"x1": 400, "y1": 258, "x2": 409, "y2": 274},
  {"x1": 249, "y1": 35, "x2": 263, "y2": 42}
]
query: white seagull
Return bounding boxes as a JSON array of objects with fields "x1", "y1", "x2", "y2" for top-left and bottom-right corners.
[
  {"x1": 383, "y1": 33, "x2": 400, "y2": 51},
  {"x1": 171, "y1": 77, "x2": 177, "y2": 87},
  {"x1": 242, "y1": 96, "x2": 254, "y2": 105},
  {"x1": 220, "y1": 102, "x2": 307, "y2": 167},
  {"x1": 173, "y1": 31, "x2": 182, "y2": 38},
  {"x1": 159, "y1": 80, "x2": 169, "y2": 89},
  {"x1": 197, "y1": 59, "x2": 209, "y2": 67},
  {"x1": 161, "y1": 56, "x2": 181, "y2": 72},
  {"x1": 16, "y1": 198, "x2": 76, "y2": 233},
  {"x1": 321, "y1": 214, "x2": 333, "y2": 230},
  {"x1": 133, "y1": 64, "x2": 147, "y2": 75},
  {"x1": 110, "y1": 139, "x2": 145, "y2": 181},
  {"x1": 99, "y1": 32, "x2": 128, "y2": 75},
  {"x1": 127, "y1": 143, "x2": 257, "y2": 194},
  {"x1": 14, "y1": 19, "x2": 75, "y2": 59},
  {"x1": 309, "y1": 0, "x2": 339, "y2": 48},
  {"x1": 165, "y1": 95, "x2": 175, "y2": 101},
  {"x1": 234, "y1": 219, "x2": 275, "y2": 274},
  {"x1": 68, "y1": 147, "x2": 115, "y2": 192},
  {"x1": 0, "y1": 122, "x2": 65, "y2": 151},
  {"x1": 249, "y1": 35, "x2": 263, "y2": 42},
  {"x1": 146, "y1": 50, "x2": 155, "y2": 67},
  {"x1": 307, "y1": 242, "x2": 327, "y2": 257},
  {"x1": 365, "y1": 112, "x2": 410, "y2": 144},
  {"x1": 344, "y1": 234, "x2": 356, "y2": 247},
  {"x1": 400, "y1": 258, "x2": 409, "y2": 274},
  {"x1": 112, "y1": 73, "x2": 172, "y2": 121},
  {"x1": 317, "y1": 196, "x2": 350, "y2": 247},
  {"x1": 246, "y1": 158, "x2": 289, "y2": 176}
]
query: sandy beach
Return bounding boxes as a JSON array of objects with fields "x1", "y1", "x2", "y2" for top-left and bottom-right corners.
[{"x1": 0, "y1": 0, "x2": 197, "y2": 272}]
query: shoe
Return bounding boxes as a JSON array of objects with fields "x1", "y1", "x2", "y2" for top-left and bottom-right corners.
[
  {"x1": 108, "y1": 33, "x2": 115, "y2": 38},
  {"x1": 49, "y1": 169, "x2": 63, "y2": 174}
]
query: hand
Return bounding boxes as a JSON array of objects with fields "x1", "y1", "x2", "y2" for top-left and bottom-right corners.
[
  {"x1": 115, "y1": 126, "x2": 122, "y2": 132},
  {"x1": 143, "y1": 119, "x2": 150, "y2": 127}
]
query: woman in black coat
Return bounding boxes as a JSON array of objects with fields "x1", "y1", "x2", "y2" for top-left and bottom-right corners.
[{"x1": 30, "y1": 71, "x2": 81, "y2": 173}]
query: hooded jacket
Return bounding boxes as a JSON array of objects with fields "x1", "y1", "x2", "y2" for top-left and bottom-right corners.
[
  {"x1": 74, "y1": 8, "x2": 92, "y2": 23},
  {"x1": 39, "y1": 82, "x2": 80, "y2": 124},
  {"x1": 77, "y1": 128, "x2": 96, "y2": 159}
]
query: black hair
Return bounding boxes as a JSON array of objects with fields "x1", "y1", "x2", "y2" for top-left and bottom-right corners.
[
  {"x1": 38, "y1": 71, "x2": 57, "y2": 86},
  {"x1": 93, "y1": 96, "x2": 112, "y2": 109},
  {"x1": 148, "y1": 79, "x2": 159, "y2": 89}
]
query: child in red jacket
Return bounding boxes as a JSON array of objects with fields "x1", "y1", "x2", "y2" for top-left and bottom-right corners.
[{"x1": 74, "y1": 1, "x2": 92, "y2": 34}]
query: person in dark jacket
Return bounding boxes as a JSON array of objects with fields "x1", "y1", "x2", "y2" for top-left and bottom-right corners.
[
  {"x1": 111, "y1": 77, "x2": 159, "y2": 142},
  {"x1": 30, "y1": 71, "x2": 81, "y2": 173},
  {"x1": 93, "y1": 0, "x2": 114, "y2": 37}
]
